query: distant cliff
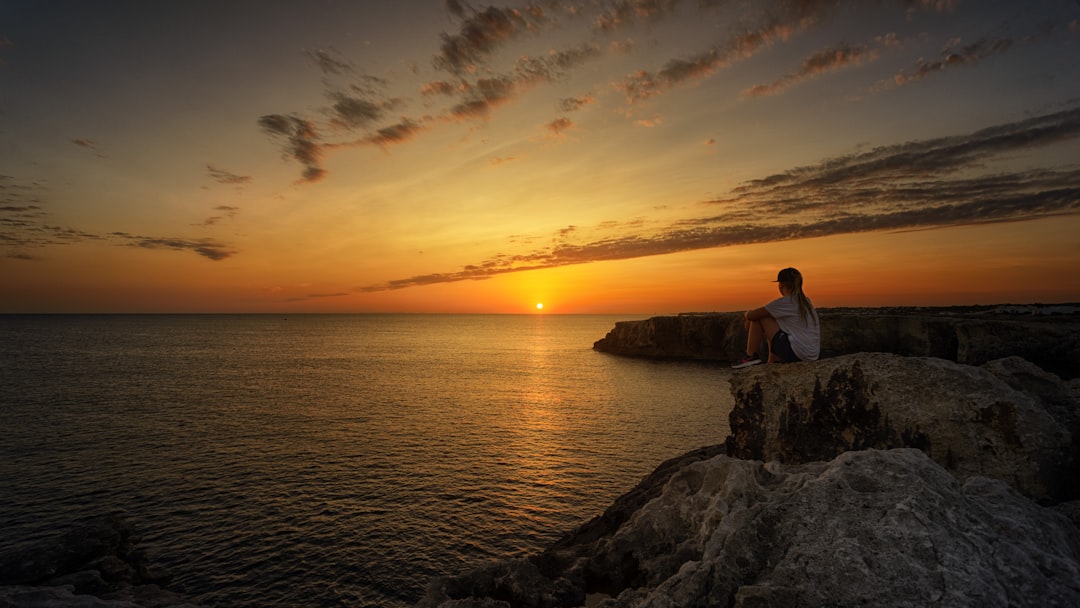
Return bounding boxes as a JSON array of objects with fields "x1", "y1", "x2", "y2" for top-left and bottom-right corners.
[{"x1": 592, "y1": 304, "x2": 1080, "y2": 379}]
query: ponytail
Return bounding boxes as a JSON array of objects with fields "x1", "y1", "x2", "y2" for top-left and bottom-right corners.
[{"x1": 777, "y1": 267, "x2": 817, "y2": 325}]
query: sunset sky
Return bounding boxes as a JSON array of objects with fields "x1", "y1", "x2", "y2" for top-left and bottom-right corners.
[{"x1": 3, "y1": 0, "x2": 1079, "y2": 313}]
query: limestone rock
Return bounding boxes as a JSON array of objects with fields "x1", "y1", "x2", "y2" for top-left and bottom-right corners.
[
  {"x1": 725, "y1": 352, "x2": 1077, "y2": 502},
  {"x1": 593, "y1": 306, "x2": 1080, "y2": 379},
  {"x1": 417, "y1": 449, "x2": 1080, "y2": 607}
]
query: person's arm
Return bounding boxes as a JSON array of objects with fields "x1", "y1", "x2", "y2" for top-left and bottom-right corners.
[{"x1": 744, "y1": 306, "x2": 771, "y2": 321}]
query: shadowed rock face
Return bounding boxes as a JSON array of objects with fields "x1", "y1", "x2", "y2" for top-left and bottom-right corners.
[
  {"x1": 0, "y1": 513, "x2": 202, "y2": 608},
  {"x1": 592, "y1": 306, "x2": 1080, "y2": 379},
  {"x1": 726, "y1": 352, "x2": 1079, "y2": 503},
  {"x1": 418, "y1": 450, "x2": 1080, "y2": 608}
]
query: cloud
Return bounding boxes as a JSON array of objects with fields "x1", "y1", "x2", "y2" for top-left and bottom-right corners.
[
  {"x1": 285, "y1": 292, "x2": 351, "y2": 302},
  {"x1": 328, "y1": 76, "x2": 403, "y2": 130},
  {"x1": 304, "y1": 47, "x2": 352, "y2": 75},
  {"x1": 450, "y1": 76, "x2": 518, "y2": 120},
  {"x1": 71, "y1": 138, "x2": 106, "y2": 157},
  {"x1": 125, "y1": 236, "x2": 235, "y2": 261},
  {"x1": 593, "y1": 0, "x2": 679, "y2": 33},
  {"x1": 362, "y1": 119, "x2": 428, "y2": 147},
  {"x1": 433, "y1": 5, "x2": 543, "y2": 75},
  {"x1": 615, "y1": 18, "x2": 801, "y2": 105},
  {"x1": 195, "y1": 205, "x2": 240, "y2": 227},
  {"x1": 514, "y1": 43, "x2": 602, "y2": 84},
  {"x1": 744, "y1": 43, "x2": 877, "y2": 97},
  {"x1": 546, "y1": 117, "x2": 573, "y2": 135},
  {"x1": 2, "y1": 175, "x2": 237, "y2": 261},
  {"x1": 421, "y1": 80, "x2": 459, "y2": 97},
  {"x1": 257, "y1": 114, "x2": 326, "y2": 183},
  {"x1": 359, "y1": 104, "x2": 1080, "y2": 292},
  {"x1": 206, "y1": 164, "x2": 252, "y2": 185},
  {"x1": 558, "y1": 94, "x2": 595, "y2": 112},
  {"x1": 890, "y1": 36, "x2": 1013, "y2": 88}
]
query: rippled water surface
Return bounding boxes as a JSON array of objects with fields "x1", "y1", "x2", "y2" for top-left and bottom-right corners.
[{"x1": 1, "y1": 314, "x2": 734, "y2": 607}]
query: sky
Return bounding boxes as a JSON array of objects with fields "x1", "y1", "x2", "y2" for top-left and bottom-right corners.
[{"x1": 2, "y1": 0, "x2": 1079, "y2": 314}]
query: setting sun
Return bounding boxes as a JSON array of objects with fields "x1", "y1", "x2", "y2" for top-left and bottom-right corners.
[{"x1": 536, "y1": 303, "x2": 544, "y2": 310}]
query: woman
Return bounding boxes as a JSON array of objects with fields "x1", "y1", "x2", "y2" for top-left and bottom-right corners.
[{"x1": 732, "y1": 267, "x2": 820, "y2": 368}]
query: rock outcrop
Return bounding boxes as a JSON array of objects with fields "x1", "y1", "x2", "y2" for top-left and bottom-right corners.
[
  {"x1": 726, "y1": 352, "x2": 1080, "y2": 503},
  {"x1": 592, "y1": 305, "x2": 1080, "y2": 379},
  {"x1": 418, "y1": 449, "x2": 1080, "y2": 607},
  {"x1": 0, "y1": 513, "x2": 203, "y2": 608},
  {"x1": 418, "y1": 319, "x2": 1080, "y2": 607}
]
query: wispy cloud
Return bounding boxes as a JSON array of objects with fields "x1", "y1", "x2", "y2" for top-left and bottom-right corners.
[
  {"x1": 359, "y1": 105, "x2": 1080, "y2": 292},
  {"x1": 1, "y1": 175, "x2": 237, "y2": 262},
  {"x1": 744, "y1": 43, "x2": 877, "y2": 97},
  {"x1": 118, "y1": 235, "x2": 235, "y2": 261},
  {"x1": 887, "y1": 36, "x2": 1014, "y2": 89},
  {"x1": 206, "y1": 164, "x2": 252, "y2": 185},
  {"x1": 593, "y1": 0, "x2": 679, "y2": 33},
  {"x1": 258, "y1": 114, "x2": 326, "y2": 183},
  {"x1": 259, "y1": 0, "x2": 1078, "y2": 182},
  {"x1": 285, "y1": 291, "x2": 351, "y2": 302},
  {"x1": 546, "y1": 116, "x2": 574, "y2": 136},
  {"x1": 195, "y1": 205, "x2": 240, "y2": 227},
  {"x1": 304, "y1": 47, "x2": 352, "y2": 76},
  {"x1": 71, "y1": 138, "x2": 106, "y2": 158}
]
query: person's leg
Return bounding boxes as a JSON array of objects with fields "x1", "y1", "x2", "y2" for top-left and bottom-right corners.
[
  {"x1": 760, "y1": 317, "x2": 782, "y2": 362},
  {"x1": 744, "y1": 319, "x2": 762, "y2": 358}
]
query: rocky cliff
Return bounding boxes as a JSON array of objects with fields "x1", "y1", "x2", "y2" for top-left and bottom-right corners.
[
  {"x1": 419, "y1": 449, "x2": 1080, "y2": 608},
  {"x1": 592, "y1": 304, "x2": 1080, "y2": 379},
  {"x1": 418, "y1": 316, "x2": 1080, "y2": 607}
]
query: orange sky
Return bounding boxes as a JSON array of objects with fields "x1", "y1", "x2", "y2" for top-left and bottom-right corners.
[{"x1": 2, "y1": 1, "x2": 1079, "y2": 313}]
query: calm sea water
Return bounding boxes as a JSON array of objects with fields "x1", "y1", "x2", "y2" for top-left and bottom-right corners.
[{"x1": 0, "y1": 314, "x2": 734, "y2": 607}]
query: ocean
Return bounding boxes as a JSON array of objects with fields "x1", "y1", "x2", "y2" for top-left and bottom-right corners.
[{"x1": 0, "y1": 314, "x2": 735, "y2": 607}]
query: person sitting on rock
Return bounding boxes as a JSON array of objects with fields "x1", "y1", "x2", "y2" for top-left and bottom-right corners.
[{"x1": 732, "y1": 267, "x2": 820, "y2": 368}]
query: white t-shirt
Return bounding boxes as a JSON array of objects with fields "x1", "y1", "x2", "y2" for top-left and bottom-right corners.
[{"x1": 764, "y1": 295, "x2": 820, "y2": 361}]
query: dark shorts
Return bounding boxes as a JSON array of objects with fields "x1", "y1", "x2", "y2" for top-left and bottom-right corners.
[{"x1": 771, "y1": 330, "x2": 801, "y2": 363}]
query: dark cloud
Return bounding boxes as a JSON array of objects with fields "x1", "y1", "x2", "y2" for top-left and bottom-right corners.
[
  {"x1": 2, "y1": 175, "x2": 237, "y2": 262},
  {"x1": 330, "y1": 95, "x2": 386, "y2": 129},
  {"x1": 359, "y1": 105, "x2": 1080, "y2": 292},
  {"x1": 450, "y1": 76, "x2": 517, "y2": 120},
  {"x1": 285, "y1": 292, "x2": 351, "y2": 302},
  {"x1": 558, "y1": 94, "x2": 595, "y2": 112},
  {"x1": 363, "y1": 119, "x2": 427, "y2": 147},
  {"x1": 206, "y1": 164, "x2": 252, "y2": 185},
  {"x1": 127, "y1": 236, "x2": 235, "y2": 261},
  {"x1": 328, "y1": 76, "x2": 403, "y2": 130},
  {"x1": 421, "y1": 80, "x2": 459, "y2": 97},
  {"x1": 258, "y1": 114, "x2": 326, "y2": 183},
  {"x1": 433, "y1": 5, "x2": 540, "y2": 75}
]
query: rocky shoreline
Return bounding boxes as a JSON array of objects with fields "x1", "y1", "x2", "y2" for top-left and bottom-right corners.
[
  {"x1": 6, "y1": 306, "x2": 1079, "y2": 607},
  {"x1": 419, "y1": 305, "x2": 1080, "y2": 607},
  {"x1": 592, "y1": 304, "x2": 1080, "y2": 379}
]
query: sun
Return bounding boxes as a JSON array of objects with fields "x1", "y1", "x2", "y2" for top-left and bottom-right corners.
[{"x1": 535, "y1": 302, "x2": 544, "y2": 310}]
